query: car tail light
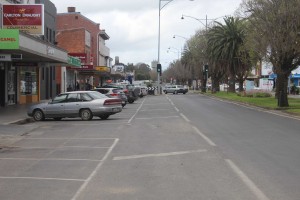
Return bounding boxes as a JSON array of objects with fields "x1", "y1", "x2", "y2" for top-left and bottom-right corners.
[
  {"x1": 110, "y1": 93, "x2": 119, "y2": 97},
  {"x1": 123, "y1": 89, "x2": 128, "y2": 94},
  {"x1": 104, "y1": 99, "x2": 122, "y2": 105}
]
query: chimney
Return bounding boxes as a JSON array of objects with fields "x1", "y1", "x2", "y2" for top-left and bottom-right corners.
[
  {"x1": 68, "y1": 7, "x2": 76, "y2": 13},
  {"x1": 115, "y1": 56, "x2": 119, "y2": 65}
]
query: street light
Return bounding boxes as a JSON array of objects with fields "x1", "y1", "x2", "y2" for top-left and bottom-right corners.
[
  {"x1": 181, "y1": 14, "x2": 227, "y2": 31},
  {"x1": 181, "y1": 14, "x2": 210, "y2": 31},
  {"x1": 158, "y1": 0, "x2": 194, "y2": 94},
  {"x1": 173, "y1": 34, "x2": 188, "y2": 40}
]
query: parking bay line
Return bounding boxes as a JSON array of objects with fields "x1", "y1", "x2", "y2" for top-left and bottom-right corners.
[
  {"x1": 113, "y1": 149, "x2": 207, "y2": 161},
  {"x1": 0, "y1": 176, "x2": 85, "y2": 182},
  {"x1": 192, "y1": 126, "x2": 216, "y2": 147},
  {"x1": 71, "y1": 138, "x2": 119, "y2": 200},
  {"x1": 135, "y1": 116, "x2": 179, "y2": 120},
  {"x1": 226, "y1": 159, "x2": 271, "y2": 200}
]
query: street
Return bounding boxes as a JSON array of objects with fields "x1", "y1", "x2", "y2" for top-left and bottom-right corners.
[{"x1": 0, "y1": 93, "x2": 300, "y2": 200}]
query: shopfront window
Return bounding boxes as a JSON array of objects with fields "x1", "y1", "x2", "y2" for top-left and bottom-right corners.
[{"x1": 20, "y1": 67, "x2": 38, "y2": 95}]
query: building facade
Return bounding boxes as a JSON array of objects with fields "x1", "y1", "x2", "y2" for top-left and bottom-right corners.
[
  {"x1": 56, "y1": 7, "x2": 111, "y2": 89},
  {"x1": 0, "y1": 0, "x2": 73, "y2": 107}
]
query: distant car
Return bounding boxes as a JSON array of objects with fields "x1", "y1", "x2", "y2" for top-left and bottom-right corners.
[
  {"x1": 92, "y1": 88, "x2": 127, "y2": 107},
  {"x1": 27, "y1": 91, "x2": 122, "y2": 121},
  {"x1": 137, "y1": 85, "x2": 148, "y2": 97},
  {"x1": 163, "y1": 85, "x2": 188, "y2": 94}
]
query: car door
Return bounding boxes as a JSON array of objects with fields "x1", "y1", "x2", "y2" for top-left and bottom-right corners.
[
  {"x1": 64, "y1": 93, "x2": 82, "y2": 117},
  {"x1": 44, "y1": 94, "x2": 67, "y2": 117}
]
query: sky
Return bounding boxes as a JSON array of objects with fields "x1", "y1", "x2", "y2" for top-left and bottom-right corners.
[{"x1": 50, "y1": 0, "x2": 243, "y2": 69}]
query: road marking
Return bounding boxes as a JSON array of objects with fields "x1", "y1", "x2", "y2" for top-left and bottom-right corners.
[
  {"x1": 225, "y1": 159, "x2": 271, "y2": 200},
  {"x1": 192, "y1": 126, "x2": 216, "y2": 146},
  {"x1": 71, "y1": 138, "x2": 119, "y2": 200},
  {"x1": 113, "y1": 149, "x2": 207, "y2": 161},
  {"x1": 127, "y1": 97, "x2": 147, "y2": 124},
  {"x1": 174, "y1": 107, "x2": 179, "y2": 112},
  {"x1": 180, "y1": 113, "x2": 190, "y2": 122},
  {"x1": 140, "y1": 108, "x2": 172, "y2": 112},
  {"x1": 0, "y1": 157, "x2": 102, "y2": 162},
  {"x1": 135, "y1": 116, "x2": 179, "y2": 120},
  {"x1": 0, "y1": 176, "x2": 84, "y2": 182},
  {"x1": 22, "y1": 137, "x2": 117, "y2": 140}
]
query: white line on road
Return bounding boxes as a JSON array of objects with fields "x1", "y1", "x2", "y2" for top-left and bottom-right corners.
[
  {"x1": 225, "y1": 159, "x2": 271, "y2": 200},
  {"x1": 139, "y1": 108, "x2": 172, "y2": 112},
  {"x1": 127, "y1": 97, "x2": 147, "y2": 124},
  {"x1": 113, "y1": 149, "x2": 207, "y2": 161},
  {"x1": 192, "y1": 126, "x2": 216, "y2": 146},
  {"x1": 180, "y1": 113, "x2": 190, "y2": 122},
  {"x1": 174, "y1": 107, "x2": 179, "y2": 112},
  {"x1": 0, "y1": 176, "x2": 84, "y2": 182},
  {"x1": 71, "y1": 138, "x2": 119, "y2": 200},
  {"x1": 0, "y1": 157, "x2": 102, "y2": 162},
  {"x1": 135, "y1": 116, "x2": 179, "y2": 120}
]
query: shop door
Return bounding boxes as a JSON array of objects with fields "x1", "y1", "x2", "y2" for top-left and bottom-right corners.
[
  {"x1": 0, "y1": 68, "x2": 5, "y2": 107},
  {"x1": 7, "y1": 70, "x2": 16, "y2": 105}
]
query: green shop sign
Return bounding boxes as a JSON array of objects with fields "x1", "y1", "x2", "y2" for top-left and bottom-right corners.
[
  {"x1": 0, "y1": 29, "x2": 19, "y2": 49},
  {"x1": 68, "y1": 56, "x2": 81, "y2": 67}
]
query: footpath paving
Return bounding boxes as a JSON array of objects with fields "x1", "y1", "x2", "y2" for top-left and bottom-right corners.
[{"x1": 0, "y1": 103, "x2": 38, "y2": 147}]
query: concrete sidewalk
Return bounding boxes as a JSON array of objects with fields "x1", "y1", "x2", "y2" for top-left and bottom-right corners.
[
  {"x1": 0, "y1": 104, "x2": 38, "y2": 143},
  {"x1": 0, "y1": 103, "x2": 32, "y2": 125}
]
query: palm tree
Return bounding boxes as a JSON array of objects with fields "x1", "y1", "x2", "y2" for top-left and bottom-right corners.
[{"x1": 207, "y1": 17, "x2": 247, "y2": 92}]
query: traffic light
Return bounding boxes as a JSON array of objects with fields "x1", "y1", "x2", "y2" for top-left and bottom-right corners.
[
  {"x1": 204, "y1": 64, "x2": 208, "y2": 73},
  {"x1": 157, "y1": 64, "x2": 162, "y2": 73}
]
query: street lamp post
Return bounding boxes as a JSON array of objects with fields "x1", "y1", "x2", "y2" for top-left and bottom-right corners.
[
  {"x1": 173, "y1": 34, "x2": 188, "y2": 40},
  {"x1": 181, "y1": 14, "x2": 209, "y2": 31},
  {"x1": 158, "y1": 0, "x2": 194, "y2": 94}
]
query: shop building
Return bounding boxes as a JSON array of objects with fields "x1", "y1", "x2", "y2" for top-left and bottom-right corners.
[
  {"x1": 0, "y1": 0, "x2": 75, "y2": 107},
  {"x1": 56, "y1": 7, "x2": 112, "y2": 89}
]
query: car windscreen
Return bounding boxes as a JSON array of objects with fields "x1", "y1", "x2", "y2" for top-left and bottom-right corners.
[{"x1": 88, "y1": 91, "x2": 107, "y2": 99}]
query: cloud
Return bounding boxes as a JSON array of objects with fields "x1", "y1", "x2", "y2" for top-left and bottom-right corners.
[{"x1": 50, "y1": 0, "x2": 243, "y2": 68}]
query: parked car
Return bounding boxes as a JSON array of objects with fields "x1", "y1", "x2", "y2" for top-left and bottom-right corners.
[
  {"x1": 27, "y1": 91, "x2": 122, "y2": 121},
  {"x1": 163, "y1": 85, "x2": 188, "y2": 94},
  {"x1": 92, "y1": 88, "x2": 127, "y2": 107},
  {"x1": 138, "y1": 85, "x2": 148, "y2": 97},
  {"x1": 102, "y1": 84, "x2": 140, "y2": 103}
]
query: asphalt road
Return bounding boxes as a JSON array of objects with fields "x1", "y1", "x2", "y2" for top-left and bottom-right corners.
[{"x1": 0, "y1": 93, "x2": 299, "y2": 200}]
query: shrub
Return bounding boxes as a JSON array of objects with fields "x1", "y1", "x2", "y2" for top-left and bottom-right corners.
[{"x1": 238, "y1": 91, "x2": 272, "y2": 98}]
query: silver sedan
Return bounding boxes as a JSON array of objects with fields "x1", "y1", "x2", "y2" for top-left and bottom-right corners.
[{"x1": 27, "y1": 91, "x2": 122, "y2": 121}]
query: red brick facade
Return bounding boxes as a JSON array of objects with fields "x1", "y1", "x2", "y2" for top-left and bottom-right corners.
[{"x1": 56, "y1": 9, "x2": 101, "y2": 66}]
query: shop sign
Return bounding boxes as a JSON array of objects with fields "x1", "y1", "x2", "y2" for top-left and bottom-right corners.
[
  {"x1": 77, "y1": 65, "x2": 94, "y2": 70},
  {"x1": 0, "y1": 54, "x2": 12, "y2": 61},
  {"x1": 0, "y1": 29, "x2": 19, "y2": 49},
  {"x1": 2, "y1": 4, "x2": 44, "y2": 35},
  {"x1": 68, "y1": 53, "x2": 87, "y2": 64},
  {"x1": 95, "y1": 66, "x2": 110, "y2": 72},
  {"x1": 68, "y1": 56, "x2": 81, "y2": 67}
]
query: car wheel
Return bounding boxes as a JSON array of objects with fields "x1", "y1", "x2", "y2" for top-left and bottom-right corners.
[
  {"x1": 53, "y1": 118, "x2": 62, "y2": 121},
  {"x1": 174, "y1": 90, "x2": 178, "y2": 94},
  {"x1": 183, "y1": 92, "x2": 186, "y2": 94},
  {"x1": 164, "y1": 91, "x2": 167, "y2": 94},
  {"x1": 33, "y1": 109, "x2": 45, "y2": 121},
  {"x1": 128, "y1": 99, "x2": 134, "y2": 103},
  {"x1": 99, "y1": 114, "x2": 109, "y2": 120},
  {"x1": 80, "y1": 109, "x2": 93, "y2": 121},
  {"x1": 122, "y1": 103, "x2": 126, "y2": 108}
]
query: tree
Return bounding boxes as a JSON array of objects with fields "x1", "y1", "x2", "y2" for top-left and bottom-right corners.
[
  {"x1": 240, "y1": 0, "x2": 300, "y2": 107},
  {"x1": 207, "y1": 17, "x2": 248, "y2": 92}
]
